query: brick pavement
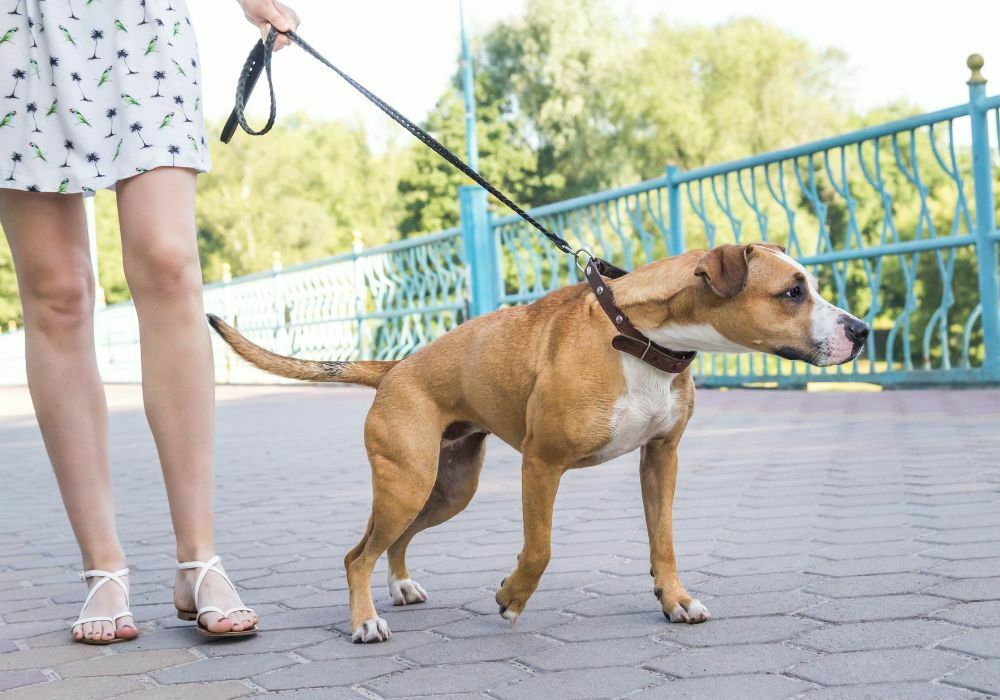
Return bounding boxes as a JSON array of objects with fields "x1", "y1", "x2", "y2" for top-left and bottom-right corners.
[{"x1": 0, "y1": 384, "x2": 998, "y2": 698}]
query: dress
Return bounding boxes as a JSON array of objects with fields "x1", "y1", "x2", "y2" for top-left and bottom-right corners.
[{"x1": 0, "y1": 0, "x2": 211, "y2": 194}]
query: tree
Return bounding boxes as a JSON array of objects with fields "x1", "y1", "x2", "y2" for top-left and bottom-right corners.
[
  {"x1": 620, "y1": 17, "x2": 848, "y2": 175},
  {"x1": 193, "y1": 115, "x2": 406, "y2": 281}
]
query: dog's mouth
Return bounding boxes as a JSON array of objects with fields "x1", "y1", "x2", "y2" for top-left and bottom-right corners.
[{"x1": 774, "y1": 340, "x2": 864, "y2": 367}]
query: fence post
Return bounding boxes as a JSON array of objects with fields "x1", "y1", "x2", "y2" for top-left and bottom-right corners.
[
  {"x1": 967, "y1": 54, "x2": 1000, "y2": 375},
  {"x1": 665, "y1": 164, "x2": 685, "y2": 256},
  {"x1": 460, "y1": 184, "x2": 498, "y2": 317},
  {"x1": 352, "y1": 229, "x2": 367, "y2": 360}
]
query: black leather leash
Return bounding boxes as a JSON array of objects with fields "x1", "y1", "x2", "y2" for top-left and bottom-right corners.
[{"x1": 221, "y1": 28, "x2": 696, "y2": 375}]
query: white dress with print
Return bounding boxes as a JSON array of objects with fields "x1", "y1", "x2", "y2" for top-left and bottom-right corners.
[{"x1": 0, "y1": 0, "x2": 211, "y2": 194}]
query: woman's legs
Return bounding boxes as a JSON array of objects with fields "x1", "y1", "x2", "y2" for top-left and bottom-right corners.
[
  {"x1": 115, "y1": 168, "x2": 256, "y2": 633},
  {"x1": 0, "y1": 190, "x2": 136, "y2": 643}
]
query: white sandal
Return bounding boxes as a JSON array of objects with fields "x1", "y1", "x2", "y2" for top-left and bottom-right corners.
[
  {"x1": 175, "y1": 555, "x2": 258, "y2": 637},
  {"x1": 72, "y1": 567, "x2": 134, "y2": 645}
]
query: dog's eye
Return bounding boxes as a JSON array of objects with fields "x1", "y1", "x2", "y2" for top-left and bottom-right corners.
[{"x1": 783, "y1": 285, "x2": 803, "y2": 300}]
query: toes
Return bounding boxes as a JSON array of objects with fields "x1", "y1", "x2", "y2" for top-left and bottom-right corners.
[
  {"x1": 72, "y1": 624, "x2": 83, "y2": 641},
  {"x1": 202, "y1": 612, "x2": 234, "y2": 634},
  {"x1": 352, "y1": 617, "x2": 390, "y2": 643},
  {"x1": 391, "y1": 579, "x2": 428, "y2": 606},
  {"x1": 232, "y1": 611, "x2": 256, "y2": 630},
  {"x1": 666, "y1": 604, "x2": 690, "y2": 623},
  {"x1": 116, "y1": 615, "x2": 138, "y2": 640},
  {"x1": 664, "y1": 599, "x2": 710, "y2": 624},
  {"x1": 500, "y1": 606, "x2": 520, "y2": 625},
  {"x1": 685, "y1": 599, "x2": 710, "y2": 623}
]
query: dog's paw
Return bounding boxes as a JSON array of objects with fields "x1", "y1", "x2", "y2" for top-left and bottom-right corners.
[
  {"x1": 352, "y1": 616, "x2": 391, "y2": 643},
  {"x1": 388, "y1": 574, "x2": 428, "y2": 606},
  {"x1": 495, "y1": 576, "x2": 529, "y2": 626},
  {"x1": 663, "y1": 598, "x2": 710, "y2": 624}
]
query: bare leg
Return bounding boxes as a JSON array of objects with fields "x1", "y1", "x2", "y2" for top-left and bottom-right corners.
[
  {"x1": 494, "y1": 455, "x2": 564, "y2": 623},
  {"x1": 0, "y1": 190, "x2": 135, "y2": 643},
  {"x1": 115, "y1": 168, "x2": 254, "y2": 633},
  {"x1": 640, "y1": 438, "x2": 709, "y2": 623}
]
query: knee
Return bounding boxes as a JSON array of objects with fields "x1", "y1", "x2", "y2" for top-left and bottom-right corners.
[
  {"x1": 22, "y1": 268, "x2": 94, "y2": 334},
  {"x1": 124, "y1": 236, "x2": 203, "y2": 302}
]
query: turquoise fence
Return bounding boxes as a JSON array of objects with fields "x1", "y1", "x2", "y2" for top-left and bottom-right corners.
[
  {"x1": 0, "y1": 57, "x2": 997, "y2": 387},
  {"x1": 482, "y1": 56, "x2": 1000, "y2": 387}
]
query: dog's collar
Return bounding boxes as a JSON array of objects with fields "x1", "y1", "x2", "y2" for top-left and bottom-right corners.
[{"x1": 584, "y1": 259, "x2": 697, "y2": 375}]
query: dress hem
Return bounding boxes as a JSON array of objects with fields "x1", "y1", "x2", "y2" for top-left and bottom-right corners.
[{"x1": 0, "y1": 161, "x2": 211, "y2": 196}]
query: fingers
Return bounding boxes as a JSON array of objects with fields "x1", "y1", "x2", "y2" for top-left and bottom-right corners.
[{"x1": 258, "y1": 1, "x2": 300, "y2": 51}]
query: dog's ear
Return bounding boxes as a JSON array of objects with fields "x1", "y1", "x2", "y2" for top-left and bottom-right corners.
[
  {"x1": 694, "y1": 244, "x2": 752, "y2": 298},
  {"x1": 752, "y1": 242, "x2": 787, "y2": 254}
]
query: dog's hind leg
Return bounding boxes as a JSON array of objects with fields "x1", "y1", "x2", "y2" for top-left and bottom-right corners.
[
  {"x1": 347, "y1": 414, "x2": 441, "y2": 643},
  {"x1": 494, "y1": 455, "x2": 565, "y2": 625},
  {"x1": 640, "y1": 437, "x2": 709, "y2": 624},
  {"x1": 385, "y1": 431, "x2": 487, "y2": 606}
]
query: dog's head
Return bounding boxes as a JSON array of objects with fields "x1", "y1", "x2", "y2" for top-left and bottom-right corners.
[{"x1": 656, "y1": 243, "x2": 868, "y2": 366}]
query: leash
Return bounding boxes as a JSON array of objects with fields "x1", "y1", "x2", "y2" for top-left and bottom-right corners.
[{"x1": 221, "y1": 28, "x2": 696, "y2": 375}]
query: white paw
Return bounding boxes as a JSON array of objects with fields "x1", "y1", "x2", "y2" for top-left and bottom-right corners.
[
  {"x1": 352, "y1": 616, "x2": 390, "y2": 643},
  {"x1": 500, "y1": 607, "x2": 520, "y2": 626},
  {"x1": 667, "y1": 599, "x2": 710, "y2": 624},
  {"x1": 388, "y1": 573, "x2": 428, "y2": 606}
]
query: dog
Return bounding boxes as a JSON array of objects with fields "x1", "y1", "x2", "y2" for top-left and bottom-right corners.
[{"x1": 208, "y1": 243, "x2": 869, "y2": 643}]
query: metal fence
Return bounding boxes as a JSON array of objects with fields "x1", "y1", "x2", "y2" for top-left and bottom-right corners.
[{"x1": 1, "y1": 57, "x2": 998, "y2": 387}]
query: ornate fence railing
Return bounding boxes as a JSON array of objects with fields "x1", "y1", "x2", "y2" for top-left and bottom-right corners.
[
  {"x1": 0, "y1": 57, "x2": 997, "y2": 387},
  {"x1": 485, "y1": 57, "x2": 1000, "y2": 387}
]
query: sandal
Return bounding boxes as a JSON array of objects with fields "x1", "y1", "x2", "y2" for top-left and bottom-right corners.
[
  {"x1": 175, "y1": 555, "x2": 258, "y2": 637},
  {"x1": 72, "y1": 567, "x2": 134, "y2": 645}
]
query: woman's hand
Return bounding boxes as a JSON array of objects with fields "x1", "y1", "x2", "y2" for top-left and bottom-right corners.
[{"x1": 237, "y1": 0, "x2": 300, "y2": 50}]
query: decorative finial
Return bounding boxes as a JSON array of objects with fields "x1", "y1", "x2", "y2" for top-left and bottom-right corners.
[{"x1": 968, "y1": 54, "x2": 985, "y2": 84}]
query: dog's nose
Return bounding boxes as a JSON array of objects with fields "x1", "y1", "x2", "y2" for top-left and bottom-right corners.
[{"x1": 844, "y1": 317, "x2": 870, "y2": 346}]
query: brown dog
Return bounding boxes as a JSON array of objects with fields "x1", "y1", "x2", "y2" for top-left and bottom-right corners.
[{"x1": 209, "y1": 243, "x2": 868, "y2": 643}]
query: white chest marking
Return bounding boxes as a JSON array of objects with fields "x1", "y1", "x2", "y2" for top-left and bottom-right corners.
[{"x1": 588, "y1": 356, "x2": 681, "y2": 465}]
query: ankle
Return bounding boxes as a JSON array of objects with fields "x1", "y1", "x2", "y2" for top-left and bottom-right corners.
[
  {"x1": 175, "y1": 544, "x2": 217, "y2": 564},
  {"x1": 80, "y1": 548, "x2": 128, "y2": 574}
]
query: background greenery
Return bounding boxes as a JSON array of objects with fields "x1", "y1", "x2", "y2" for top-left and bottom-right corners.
[{"x1": 0, "y1": 0, "x2": 962, "y2": 334}]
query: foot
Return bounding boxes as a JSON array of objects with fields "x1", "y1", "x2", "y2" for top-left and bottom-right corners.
[
  {"x1": 388, "y1": 572, "x2": 427, "y2": 606},
  {"x1": 174, "y1": 562, "x2": 258, "y2": 634},
  {"x1": 352, "y1": 616, "x2": 390, "y2": 643},
  {"x1": 72, "y1": 570, "x2": 138, "y2": 644},
  {"x1": 495, "y1": 573, "x2": 537, "y2": 626},
  {"x1": 656, "y1": 586, "x2": 710, "y2": 624}
]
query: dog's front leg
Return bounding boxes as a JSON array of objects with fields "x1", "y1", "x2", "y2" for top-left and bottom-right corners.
[
  {"x1": 495, "y1": 456, "x2": 565, "y2": 624},
  {"x1": 640, "y1": 438, "x2": 709, "y2": 624}
]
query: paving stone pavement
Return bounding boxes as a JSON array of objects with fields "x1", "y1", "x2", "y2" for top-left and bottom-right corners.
[{"x1": 1, "y1": 384, "x2": 999, "y2": 699}]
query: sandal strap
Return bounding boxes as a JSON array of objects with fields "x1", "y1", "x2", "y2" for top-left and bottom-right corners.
[
  {"x1": 76, "y1": 568, "x2": 131, "y2": 624},
  {"x1": 73, "y1": 610, "x2": 132, "y2": 627},
  {"x1": 176, "y1": 555, "x2": 243, "y2": 619}
]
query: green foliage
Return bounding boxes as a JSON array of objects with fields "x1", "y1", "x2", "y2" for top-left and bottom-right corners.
[
  {"x1": 195, "y1": 115, "x2": 404, "y2": 281},
  {"x1": 0, "y1": 0, "x2": 994, "y2": 373},
  {"x1": 0, "y1": 236, "x2": 17, "y2": 328},
  {"x1": 622, "y1": 17, "x2": 848, "y2": 174}
]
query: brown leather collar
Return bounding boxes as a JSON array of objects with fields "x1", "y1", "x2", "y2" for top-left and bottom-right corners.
[{"x1": 584, "y1": 258, "x2": 697, "y2": 374}]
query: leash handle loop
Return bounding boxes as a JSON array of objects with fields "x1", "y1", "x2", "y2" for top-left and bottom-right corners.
[{"x1": 222, "y1": 29, "x2": 278, "y2": 142}]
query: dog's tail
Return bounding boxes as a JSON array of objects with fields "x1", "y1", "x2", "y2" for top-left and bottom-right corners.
[{"x1": 207, "y1": 314, "x2": 397, "y2": 388}]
